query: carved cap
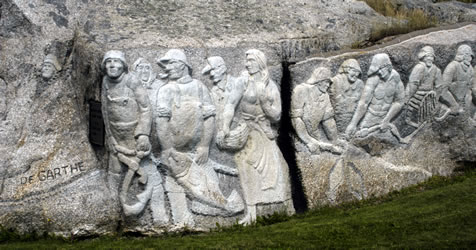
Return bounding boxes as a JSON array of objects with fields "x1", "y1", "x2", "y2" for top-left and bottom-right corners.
[
  {"x1": 202, "y1": 56, "x2": 226, "y2": 75},
  {"x1": 307, "y1": 67, "x2": 332, "y2": 84},
  {"x1": 157, "y1": 49, "x2": 191, "y2": 70},
  {"x1": 338, "y1": 59, "x2": 361, "y2": 74},
  {"x1": 456, "y1": 44, "x2": 474, "y2": 57},
  {"x1": 101, "y1": 50, "x2": 128, "y2": 72},
  {"x1": 43, "y1": 54, "x2": 61, "y2": 71},
  {"x1": 418, "y1": 46, "x2": 435, "y2": 60},
  {"x1": 368, "y1": 53, "x2": 392, "y2": 76}
]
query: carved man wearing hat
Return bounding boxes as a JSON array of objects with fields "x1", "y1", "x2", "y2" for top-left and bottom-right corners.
[
  {"x1": 406, "y1": 46, "x2": 442, "y2": 127},
  {"x1": 201, "y1": 56, "x2": 245, "y2": 145},
  {"x1": 155, "y1": 49, "x2": 244, "y2": 224},
  {"x1": 331, "y1": 59, "x2": 364, "y2": 133},
  {"x1": 438, "y1": 44, "x2": 474, "y2": 120},
  {"x1": 101, "y1": 50, "x2": 152, "y2": 214},
  {"x1": 346, "y1": 53, "x2": 405, "y2": 139},
  {"x1": 41, "y1": 54, "x2": 61, "y2": 81},
  {"x1": 292, "y1": 67, "x2": 342, "y2": 154}
]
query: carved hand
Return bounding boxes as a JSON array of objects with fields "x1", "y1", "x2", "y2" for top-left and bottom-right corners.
[
  {"x1": 195, "y1": 146, "x2": 209, "y2": 165},
  {"x1": 307, "y1": 139, "x2": 320, "y2": 154},
  {"x1": 157, "y1": 107, "x2": 171, "y2": 118},
  {"x1": 216, "y1": 131, "x2": 226, "y2": 148},
  {"x1": 345, "y1": 124, "x2": 356, "y2": 138},
  {"x1": 136, "y1": 135, "x2": 151, "y2": 157}
]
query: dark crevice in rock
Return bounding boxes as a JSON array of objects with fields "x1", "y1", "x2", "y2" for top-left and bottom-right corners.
[
  {"x1": 278, "y1": 61, "x2": 308, "y2": 213},
  {"x1": 454, "y1": 161, "x2": 476, "y2": 172}
]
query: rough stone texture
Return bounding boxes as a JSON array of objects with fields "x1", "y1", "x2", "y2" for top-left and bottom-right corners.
[
  {"x1": 1, "y1": 0, "x2": 475, "y2": 236},
  {"x1": 291, "y1": 25, "x2": 476, "y2": 208}
]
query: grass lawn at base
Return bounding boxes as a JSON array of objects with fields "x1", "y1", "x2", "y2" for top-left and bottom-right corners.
[{"x1": 2, "y1": 168, "x2": 476, "y2": 249}]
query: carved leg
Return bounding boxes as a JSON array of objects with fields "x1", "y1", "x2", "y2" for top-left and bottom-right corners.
[{"x1": 239, "y1": 205, "x2": 257, "y2": 225}]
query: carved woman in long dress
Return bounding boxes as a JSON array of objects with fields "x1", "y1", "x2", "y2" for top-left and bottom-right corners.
[{"x1": 218, "y1": 49, "x2": 294, "y2": 224}]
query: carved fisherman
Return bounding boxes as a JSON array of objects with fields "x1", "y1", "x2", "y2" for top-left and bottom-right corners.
[
  {"x1": 101, "y1": 50, "x2": 152, "y2": 213},
  {"x1": 292, "y1": 67, "x2": 342, "y2": 154},
  {"x1": 346, "y1": 53, "x2": 405, "y2": 140},
  {"x1": 406, "y1": 46, "x2": 442, "y2": 127},
  {"x1": 438, "y1": 44, "x2": 474, "y2": 120},
  {"x1": 155, "y1": 49, "x2": 243, "y2": 222},
  {"x1": 201, "y1": 56, "x2": 245, "y2": 147},
  {"x1": 35, "y1": 54, "x2": 62, "y2": 96},
  {"x1": 330, "y1": 59, "x2": 364, "y2": 132},
  {"x1": 132, "y1": 58, "x2": 165, "y2": 108}
]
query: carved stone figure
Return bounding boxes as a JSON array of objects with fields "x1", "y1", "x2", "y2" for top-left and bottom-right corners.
[
  {"x1": 405, "y1": 46, "x2": 442, "y2": 127},
  {"x1": 155, "y1": 49, "x2": 243, "y2": 224},
  {"x1": 132, "y1": 58, "x2": 165, "y2": 108},
  {"x1": 346, "y1": 53, "x2": 405, "y2": 141},
  {"x1": 291, "y1": 67, "x2": 343, "y2": 154},
  {"x1": 330, "y1": 59, "x2": 364, "y2": 133},
  {"x1": 100, "y1": 50, "x2": 153, "y2": 216},
  {"x1": 202, "y1": 56, "x2": 246, "y2": 146},
  {"x1": 220, "y1": 49, "x2": 294, "y2": 224},
  {"x1": 36, "y1": 54, "x2": 62, "y2": 96},
  {"x1": 438, "y1": 44, "x2": 474, "y2": 120}
]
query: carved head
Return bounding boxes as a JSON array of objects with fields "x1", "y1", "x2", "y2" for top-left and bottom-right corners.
[
  {"x1": 245, "y1": 49, "x2": 267, "y2": 76},
  {"x1": 102, "y1": 50, "x2": 127, "y2": 79},
  {"x1": 418, "y1": 46, "x2": 435, "y2": 68},
  {"x1": 307, "y1": 67, "x2": 332, "y2": 92},
  {"x1": 133, "y1": 58, "x2": 155, "y2": 85},
  {"x1": 41, "y1": 54, "x2": 61, "y2": 80},
  {"x1": 338, "y1": 59, "x2": 361, "y2": 83},
  {"x1": 368, "y1": 53, "x2": 392, "y2": 80},
  {"x1": 455, "y1": 44, "x2": 473, "y2": 66},
  {"x1": 157, "y1": 49, "x2": 192, "y2": 80},
  {"x1": 202, "y1": 56, "x2": 227, "y2": 83}
]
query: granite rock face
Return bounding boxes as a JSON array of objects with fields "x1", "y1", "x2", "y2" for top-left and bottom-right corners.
[
  {"x1": 290, "y1": 25, "x2": 476, "y2": 208},
  {"x1": 0, "y1": 0, "x2": 475, "y2": 236}
]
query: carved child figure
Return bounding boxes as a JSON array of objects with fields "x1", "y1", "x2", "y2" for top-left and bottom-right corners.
[
  {"x1": 101, "y1": 50, "x2": 152, "y2": 213},
  {"x1": 406, "y1": 46, "x2": 442, "y2": 127},
  {"x1": 292, "y1": 67, "x2": 343, "y2": 154},
  {"x1": 438, "y1": 44, "x2": 474, "y2": 120},
  {"x1": 155, "y1": 49, "x2": 243, "y2": 223},
  {"x1": 346, "y1": 53, "x2": 405, "y2": 140},
  {"x1": 330, "y1": 59, "x2": 364, "y2": 133}
]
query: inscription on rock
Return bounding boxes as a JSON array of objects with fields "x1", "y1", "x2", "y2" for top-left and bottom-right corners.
[{"x1": 19, "y1": 161, "x2": 86, "y2": 185}]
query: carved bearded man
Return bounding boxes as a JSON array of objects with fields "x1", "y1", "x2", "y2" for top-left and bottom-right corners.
[
  {"x1": 155, "y1": 49, "x2": 243, "y2": 224},
  {"x1": 439, "y1": 44, "x2": 474, "y2": 119},
  {"x1": 346, "y1": 53, "x2": 405, "y2": 139},
  {"x1": 101, "y1": 50, "x2": 152, "y2": 210}
]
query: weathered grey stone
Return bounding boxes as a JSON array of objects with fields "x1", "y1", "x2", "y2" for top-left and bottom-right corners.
[{"x1": 291, "y1": 25, "x2": 476, "y2": 209}]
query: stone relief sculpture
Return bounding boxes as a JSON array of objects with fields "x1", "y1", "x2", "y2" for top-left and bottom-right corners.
[
  {"x1": 405, "y1": 46, "x2": 442, "y2": 127},
  {"x1": 36, "y1": 54, "x2": 62, "y2": 96},
  {"x1": 155, "y1": 49, "x2": 243, "y2": 225},
  {"x1": 202, "y1": 56, "x2": 245, "y2": 142},
  {"x1": 438, "y1": 44, "x2": 474, "y2": 121},
  {"x1": 0, "y1": 78, "x2": 6, "y2": 120},
  {"x1": 345, "y1": 53, "x2": 408, "y2": 142},
  {"x1": 219, "y1": 49, "x2": 294, "y2": 224},
  {"x1": 291, "y1": 67, "x2": 343, "y2": 154},
  {"x1": 132, "y1": 58, "x2": 165, "y2": 108},
  {"x1": 330, "y1": 59, "x2": 364, "y2": 133},
  {"x1": 100, "y1": 50, "x2": 154, "y2": 216}
]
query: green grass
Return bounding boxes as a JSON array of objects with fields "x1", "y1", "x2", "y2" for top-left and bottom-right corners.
[{"x1": 1, "y1": 167, "x2": 476, "y2": 249}]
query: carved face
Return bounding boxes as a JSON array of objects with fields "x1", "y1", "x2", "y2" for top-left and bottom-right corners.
[
  {"x1": 210, "y1": 65, "x2": 226, "y2": 83},
  {"x1": 245, "y1": 56, "x2": 260, "y2": 75},
  {"x1": 164, "y1": 60, "x2": 186, "y2": 80},
  {"x1": 136, "y1": 63, "x2": 152, "y2": 82},
  {"x1": 346, "y1": 68, "x2": 360, "y2": 83},
  {"x1": 463, "y1": 53, "x2": 472, "y2": 66},
  {"x1": 105, "y1": 58, "x2": 125, "y2": 79},
  {"x1": 317, "y1": 79, "x2": 331, "y2": 93},
  {"x1": 41, "y1": 62, "x2": 56, "y2": 80},
  {"x1": 377, "y1": 65, "x2": 391, "y2": 80},
  {"x1": 423, "y1": 55, "x2": 434, "y2": 68}
]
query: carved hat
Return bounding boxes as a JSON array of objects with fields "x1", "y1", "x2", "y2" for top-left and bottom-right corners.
[
  {"x1": 368, "y1": 53, "x2": 392, "y2": 76},
  {"x1": 202, "y1": 56, "x2": 226, "y2": 75},
  {"x1": 307, "y1": 67, "x2": 332, "y2": 84},
  {"x1": 43, "y1": 54, "x2": 62, "y2": 71},
  {"x1": 338, "y1": 59, "x2": 361, "y2": 74},
  {"x1": 417, "y1": 46, "x2": 435, "y2": 60},
  {"x1": 157, "y1": 49, "x2": 192, "y2": 70},
  {"x1": 456, "y1": 44, "x2": 474, "y2": 59},
  {"x1": 101, "y1": 50, "x2": 128, "y2": 73}
]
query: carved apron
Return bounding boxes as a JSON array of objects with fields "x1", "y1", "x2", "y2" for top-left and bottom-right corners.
[{"x1": 235, "y1": 80, "x2": 289, "y2": 206}]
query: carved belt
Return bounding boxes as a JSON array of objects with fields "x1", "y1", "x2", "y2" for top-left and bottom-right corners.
[{"x1": 368, "y1": 107, "x2": 387, "y2": 117}]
